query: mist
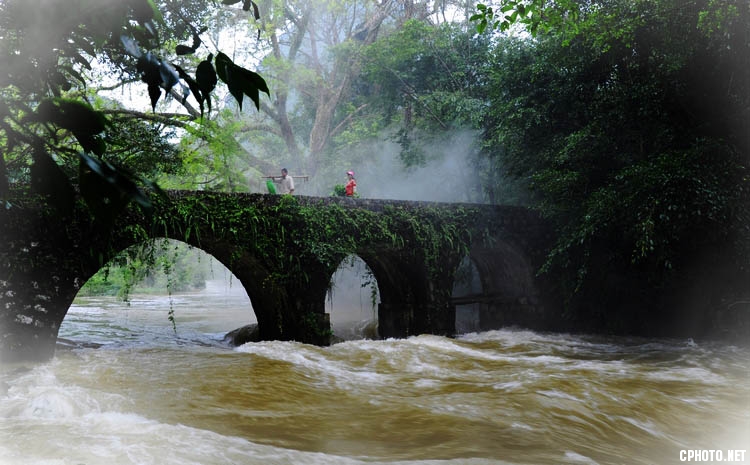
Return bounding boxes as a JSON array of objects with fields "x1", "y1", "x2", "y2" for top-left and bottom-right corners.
[
  {"x1": 353, "y1": 129, "x2": 483, "y2": 203},
  {"x1": 295, "y1": 128, "x2": 487, "y2": 203},
  {"x1": 326, "y1": 256, "x2": 380, "y2": 340}
]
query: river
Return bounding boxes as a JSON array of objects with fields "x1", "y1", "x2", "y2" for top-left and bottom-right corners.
[{"x1": 0, "y1": 279, "x2": 748, "y2": 465}]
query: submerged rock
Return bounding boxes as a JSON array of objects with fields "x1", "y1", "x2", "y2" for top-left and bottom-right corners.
[
  {"x1": 223, "y1": 324, "x2": 260, "y2": 347},
  {"x1": 56, "y1": 338, "x2": 103, "y2": 350}
]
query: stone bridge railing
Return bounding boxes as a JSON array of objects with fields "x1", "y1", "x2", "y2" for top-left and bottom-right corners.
[{"x1": 0, "y1": 190, "x2": 556, "y2": 362}]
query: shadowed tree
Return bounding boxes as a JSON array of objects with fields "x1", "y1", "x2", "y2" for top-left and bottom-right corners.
[
  {"x1": 479, "y1": 0, "x2": 750, "y2": 330},
  {"x1": 0, "y1": 0, "x2": 268, "y2": 225}
]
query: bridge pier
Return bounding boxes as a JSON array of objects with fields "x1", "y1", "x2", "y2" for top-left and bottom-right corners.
[
  {"x1": 361, "y1": 249, "x2": 462, "y2": 340},
  {"x1": 377, "y1": 302, "x2": 412, "y2": 338},
  {"x1": 279, "y1": 270, "x2": 335, "y2": 345},
  {"x1": 0, "y1": 207, "x2": 101, "y2": 363},
  {"x1": 378, "y1": 300, "x2": 456, "y2": 339},
  {"x1": 0, "y1": 267, "x2": 64, "y2": 363},
  {"x1": 199, "y1": 248, "x2": 334, "y2": 345}
]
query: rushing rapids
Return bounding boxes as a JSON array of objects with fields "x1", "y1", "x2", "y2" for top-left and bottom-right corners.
[{"x1": 0, "y1": 281, "x2": 748, "y2": 465}]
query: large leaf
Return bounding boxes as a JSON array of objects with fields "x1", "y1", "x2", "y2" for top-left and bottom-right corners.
[
  {"x1": 137, "y1": 53, "x2": 164, "y2": 110},
  {"x1": 30, "y1": 147, "x2": 75, "y2": 214},
  {"x1": 175, "y1": 26, "x2": 204, "y2": 55},
  {"x1": 174, "y1": 64, "x2": 206, "y2": 115},
  {"x1": 196, "y1": 55, "x2": 218, "y2": 94},
  {"x1": 37, "y1": 99, "x2": 107, "y2": 134},
  {"x1": 147, "y1": 83, "x2": 162, "y2": 111},
  {"x1": 175, "y1": 44, "x2": 195, "y2": 56},
  {"x1": 120, "y1": 34, "x2": 143, "y2": 58},
  {"x1": 36, "y1": 98, "x2": 108, "y2": 154},
  {"x1": 128, "y1": 0, "x2": 164, "y2": 25},
  {"x1": 78, "y1": 152, "x2": 154, "y2": 225},
  {"x1": 158, "y1": 61, "x2": 179, "y2": 94},
  {"x1": 196, "y1": 55, "x2": 218, "y2": 114},
  {"x1": 214, "y1": 52, "x2": 269, "y2": 110},
  {"x1": 242, "y1": 0, "x2": 260, "y2": 19}
]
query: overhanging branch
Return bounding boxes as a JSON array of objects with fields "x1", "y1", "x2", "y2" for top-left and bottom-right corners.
[{"x1": 100, "y1": 109, "x2": 196, "y2": 128}]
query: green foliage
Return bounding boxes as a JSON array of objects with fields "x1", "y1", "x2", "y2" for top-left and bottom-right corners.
[
  {"x1": 79, "y1": 240, "x2": 211, "y2": 298},
  {"x1": 160, "y1": 110, "x2": 251, "y2": 192},
  {"x1": 332, "y1": 184, "x2": 347, "y2": 197},
  {"x1": 358, "y1": 20, "x2": 491, "y2": 133},
  {"x1": 0, "y1": 0, "x2": 267, "y2": 228},
  {"x1": 481, "y1": 0, "x2": 750, "y2": 313},
  {"x1": 78, "y1": 269, "x2": 121, "y2": 296},
  {"x1": 697, "y1": 0, "x2": 740, "y2": 35},
  {"x1": 102, "y1": 118, "x2": 184, "y2": 179},
  {"x1": 471, "y1": 0, "x2": 585, "y2": 37}
]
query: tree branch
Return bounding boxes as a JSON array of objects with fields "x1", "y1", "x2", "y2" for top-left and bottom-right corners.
[
  {"x1": 169, "y1": 87, "x2": 202, "y2": 118},
  {"x1": 330, "y1": 105, "x2": 368, "y2": 139},
  {"x1": 237, "y1": 123, "x2": 282, "y2": 137},
  {"x1": 100, "y1": 109, "x2": 196, "y2": 127},
  {"x1": 382, "y1": 63, "x2": 449, "y2": 130}
]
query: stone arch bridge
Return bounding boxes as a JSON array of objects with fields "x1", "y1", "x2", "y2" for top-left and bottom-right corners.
[{"x1": 0, "y1": 190, "x2": 556, "y2": 362}]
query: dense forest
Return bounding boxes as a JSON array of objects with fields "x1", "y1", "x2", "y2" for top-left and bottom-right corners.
[{"x1": 0, "y1": 0, "x2": 747, "y2": 335}]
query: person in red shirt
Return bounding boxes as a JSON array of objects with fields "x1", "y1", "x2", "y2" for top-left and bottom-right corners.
[{"x1": 345, "y1": 170, "x2": 357, "y2": 197}]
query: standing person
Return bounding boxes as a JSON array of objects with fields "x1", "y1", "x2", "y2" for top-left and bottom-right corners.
[
  {"x1": 279, "y1": 168, "x2": 295, "y2": 195},
  {"x1": 345, "y1": 170, "x2": 357, "y2": 197}
]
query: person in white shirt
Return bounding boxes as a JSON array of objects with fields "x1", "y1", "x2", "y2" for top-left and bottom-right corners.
[{"x1": 279, "y1": 168, "x2": 295, "y2": 195}]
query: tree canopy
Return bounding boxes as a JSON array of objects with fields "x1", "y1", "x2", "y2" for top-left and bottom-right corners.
[
  {"x1": 478, "y1": 0, "x2": 749, "y2": 326},
  {"x1": 1, "y1": 0, "x2": 747, "y2": 330},
  {"x1": 0, "y1": 0, "x2": 268, "y2": 224}
]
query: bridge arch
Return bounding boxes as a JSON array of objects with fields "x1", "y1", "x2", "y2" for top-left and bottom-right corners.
[
  {"x1": 60, "y1": 239, "x2": 256, "y2": 347},
  {"x1": 452, "y1": 238, "x2": 544, "y2": 333},
  {"x1": 326, "y1": 254, "x2": 380, "y2": 341},
  {"x1": 354, "y1": 248, "x2": 434, "y2": 339},
  {"x1": 452, "y1": 256, "x2": 483, "y2": 334}
]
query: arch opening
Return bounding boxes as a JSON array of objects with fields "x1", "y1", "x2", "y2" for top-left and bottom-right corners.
[
  {"x1": 452, "y1": 255, "x2": 483, "y2": 335},
  {"x1": 452, "y1": 240, "x2": 541, "y2": 335},
  {"x1": 326, "y1": 255, "x2": 381, "y2": 341},
  {"x1": 59, "y1": 238, "x2": 256, "y2": 349}
]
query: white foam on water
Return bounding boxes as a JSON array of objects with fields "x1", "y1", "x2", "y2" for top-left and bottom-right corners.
[
  {"x1": 564, "y1": 451, "x2": 600, "y2": 464},
  {"x1": 7, "y1": 300, "x2": 749, "y2": 465},
  {"x1": 1, "y1": 406, "x2": 517, "y2": 465},
  {"x1": 235, "y1": 340, "x2": 395, "y2": 391}
]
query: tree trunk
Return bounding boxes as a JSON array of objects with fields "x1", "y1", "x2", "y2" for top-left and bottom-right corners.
[
  {"x1": 0, "y1": 153, "x2": 8, "y2": 197},
  {"x1": 275, "y1": 91, "x2": 300, "y2": 159}
]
